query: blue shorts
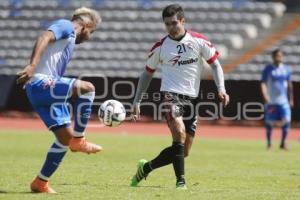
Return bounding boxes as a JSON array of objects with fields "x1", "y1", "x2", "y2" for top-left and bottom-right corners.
[
  {"x1": 26, "y1": 76, "x2": 76, "y2": 131},
  {"x1": 265, "y1": 104, "x2": 291, "y2": 123}
]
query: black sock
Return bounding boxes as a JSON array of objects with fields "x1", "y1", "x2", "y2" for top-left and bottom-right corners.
[
  {"x1": 172, "y1": 142, "x2": 185, "y2": 183},
  {"x1": 143, "y1": 146, "x2": 174, "y2": 174}
]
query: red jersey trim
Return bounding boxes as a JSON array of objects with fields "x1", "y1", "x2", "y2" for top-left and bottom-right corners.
[
  {"x1": 145, "y1": 65, "x2": 156, "y2": 73},
  {"x1": 150, "y1": 36, "x2": 167, "y2": 52},
  {"x1": 187, "y1": 30, "x2": 209, "y2": 41},
  {"x1": 188, "y1": 29, "x2": 214, "y2": 48},
  {"x1": 207, "y1": 51, "x2": 220, "y2": 64}
]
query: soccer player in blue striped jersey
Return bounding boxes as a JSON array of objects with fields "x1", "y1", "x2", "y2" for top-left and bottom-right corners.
[
  {"x1": 261, "y1": 49, "x2": 294, "y2": 150},
  {"x1": 16, "y1": 7, "x2": 102, "y2": 193}
]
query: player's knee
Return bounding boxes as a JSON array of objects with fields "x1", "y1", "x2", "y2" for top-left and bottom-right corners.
[
  {"x1": 76, "y1": 81, "x2": 95, "y2": 96},
  {"x1": 73, "y1": 81, "x2": 95, "y2": 98},
  {"x1": 169, "y1": 120, "x2": 186, "y2": 142},
  {"x1": 282, "y1": 120, "x2": 290, "y2": 129},
  {"x1": 265, "y1": 121, "x2": 273, "y2": 128},
  {"x1": 172, "y1": 133, "x2": 185, "y2": 144},
  {"x1": 83, "y1": 81, "x2": 95, "y2": 93}
]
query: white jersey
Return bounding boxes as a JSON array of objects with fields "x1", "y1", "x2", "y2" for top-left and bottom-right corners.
[
  {"x1": 145, "y1": 30, "x2": 219, "y2": 97},
  {"x1": 33, "y1": 19, "x2": 76, "y2": 80}
]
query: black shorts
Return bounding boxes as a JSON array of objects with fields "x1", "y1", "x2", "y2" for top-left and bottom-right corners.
[{"x1": 162, "y1": 92, "x2": 198, "y2": 137}]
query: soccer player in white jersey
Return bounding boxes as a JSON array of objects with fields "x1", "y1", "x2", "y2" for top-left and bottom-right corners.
[
  {"x1": 261, "y1": 49, "x2": 293, "y2": 150},
  {"x1": 130, "y1": 4, "x2": 229, "y2": 189},
  {"x1": 16, "y1": 7, "x2": 102, "y2": 193}
]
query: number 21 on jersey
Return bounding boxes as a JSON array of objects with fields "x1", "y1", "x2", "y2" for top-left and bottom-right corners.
[{"x1": 177, "y1": 44, "x2": 186, "y2": 54}]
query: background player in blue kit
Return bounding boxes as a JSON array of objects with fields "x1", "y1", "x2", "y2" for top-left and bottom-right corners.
[
  {"x1": 261, "y1": 49, "x2": 294, "y2": 150},
  {"x1": 16, "y1": 7, "x2": 102, "y2": 193}
]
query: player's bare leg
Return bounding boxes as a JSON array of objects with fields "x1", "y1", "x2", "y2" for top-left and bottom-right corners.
[
  {"x1": 69, "y1": 80, "x2": 102, "y2": 153},
  {"x1": 184, "y1": 134, "x2": 194, "y2": 158},
  {"x1": 71, "y1": 80, "x2": 95, "y2": 100},
  {"x1": 168, "y1": 117, "x2": 186, "y2": 143},
  {"x1": 54, "y1": 126, "x2": 73, "y2": 146}
]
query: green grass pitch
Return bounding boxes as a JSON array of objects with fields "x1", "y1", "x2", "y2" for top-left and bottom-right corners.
[{"x1": 1, "y1": 129, "x2": 300, "y2": 200}]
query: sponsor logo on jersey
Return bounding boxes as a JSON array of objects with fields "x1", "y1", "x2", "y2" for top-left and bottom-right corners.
[
  {"x1": 178, "y1": 58, "x2": 198, "y2": 66},
  {"x1": 169, "y1": 55, "x2": 181, "y2": 66},
  {"x1": 169, "y1": 56, "x2": 199, "y2": 66}
]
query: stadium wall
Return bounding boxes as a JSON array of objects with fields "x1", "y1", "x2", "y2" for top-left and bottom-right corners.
[{"x1": 2, "y1": 75, "x2": 300, "y2": 121}]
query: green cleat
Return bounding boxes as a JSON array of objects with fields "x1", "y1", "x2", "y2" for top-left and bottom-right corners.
[
  {"x1": 130, "y1": 159, "x2": 148, "y2": 187},
  {"x1": 176, "y1": 182, "x2": 187, "y2": 190}
]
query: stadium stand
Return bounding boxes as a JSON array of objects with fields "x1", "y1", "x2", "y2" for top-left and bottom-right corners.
[
  {"x1": 225, "y1": 20, "x2": 300, "y2": 81},
  {"x1": 0, "y1": 0, "x2": 287, "y2": 78}
]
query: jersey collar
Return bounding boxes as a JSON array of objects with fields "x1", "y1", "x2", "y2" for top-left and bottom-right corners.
[{"x1": 168, "y1": 30, "x2": 187, "y2": 42}]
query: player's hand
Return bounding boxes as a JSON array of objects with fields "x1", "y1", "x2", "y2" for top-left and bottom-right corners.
[
  {"x1": 218, "y1": 91, "x2": 230, "y2": 107},
  {"x1": 263, "y1": 97, "x2": 270, "y2": 105},
  {"x1": 16, "y1": 64, "x2": 35, "y2": 85},
  {"x1": 131, "y1": 103, "x2": 140, "y2": 122}
]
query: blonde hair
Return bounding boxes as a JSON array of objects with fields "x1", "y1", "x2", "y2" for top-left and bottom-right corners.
[{"x1": 72, "y1": 7, "x2": 101, "y2": 27}]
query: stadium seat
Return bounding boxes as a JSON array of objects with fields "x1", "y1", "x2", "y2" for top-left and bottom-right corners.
[
  {"x1": 226, "y1": 28, "x2": 300, "y2": 80},
  {"x1": 0, "y1": 0, "x2": 287, "y2": 77}
]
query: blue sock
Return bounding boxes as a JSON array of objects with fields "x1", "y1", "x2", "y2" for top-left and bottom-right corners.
[
  {"x1": 281, "y1": 123, "x2": 290, "y2": 146},
  {"x1": 73, "y1": 92, "x2": 95, "y2": 137},
  {"x1": 39, "y1": 140, "x2": 68, "y2": 181},
  {"x1": 266, "y1": 123, "x2": 273, "y2": 147}
]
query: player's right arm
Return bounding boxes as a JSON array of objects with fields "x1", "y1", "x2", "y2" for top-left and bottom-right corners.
[
  {"x1": 261, "y1": 66, "x2": 270, "y2": 104},
  {"x1": 287, "y1": 67, "x2": 294, "y2": 107},
  {"x1": 131, "y1": 41, "x2": 161, "y2": 121},
  {"x1": 16, "y1": 31, "x2": 56, "y2": 85},
  {"x1": 17, "y1": 19, "x2": 73, "y2": 85},
  {"x1": 131, "y1": 70, "x2": 154, "y2": 121}
]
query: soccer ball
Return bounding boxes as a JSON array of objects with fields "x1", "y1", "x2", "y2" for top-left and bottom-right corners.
[{"x1": 98, "y1": 100, "x2": 126, "y2": 127}]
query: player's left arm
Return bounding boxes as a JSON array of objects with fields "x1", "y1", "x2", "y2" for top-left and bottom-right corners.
[
  {"x1": 199, "y1": 38, "x2": 229, "y2": 106},
  {"x1": 210, "y1": 59, "x2": 229, "y2": 107},
  {"x1": 16, "y1": 31, "x2": 56, "y2": 85}
]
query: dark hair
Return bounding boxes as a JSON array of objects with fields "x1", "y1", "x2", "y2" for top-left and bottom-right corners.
[
  {"x1": 162, "y1": 4, "x2": 184, "y2": 20},
  {"x1": 271, "y1": 48, "x2": 282, "y2": 58}
]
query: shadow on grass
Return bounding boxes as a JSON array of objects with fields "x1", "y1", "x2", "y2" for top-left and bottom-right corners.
[
  {"x1": 56, "y1": 182, "x2": 164, "y2": 189},
  {"x1": 0, "y1": 190, "x2": 37, "y2": 194},
  {"x1": 129, "y1": 185, "x2": 163, "y2": 189}
]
